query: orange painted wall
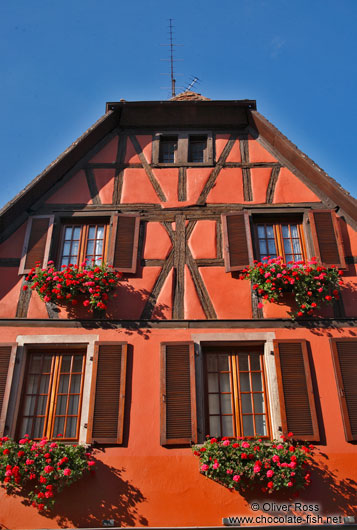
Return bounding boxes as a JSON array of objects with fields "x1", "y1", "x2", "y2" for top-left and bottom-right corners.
[{"x1": 0, "y1": 325, "x2": 356, "y2": 528}]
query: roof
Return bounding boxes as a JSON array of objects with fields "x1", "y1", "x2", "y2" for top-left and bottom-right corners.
[
  {"x1": 170, "y1": 90, "x2": 211, "y2": 101},
  {"x1": 0, "y1": 98, "x2": 356, "y2": 241}
]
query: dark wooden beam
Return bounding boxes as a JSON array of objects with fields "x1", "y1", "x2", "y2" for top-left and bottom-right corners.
[
  {"x1": 15, "y1": 278, "x2": 32, "y2": 318},
  {"x1": 186, "y1": 250, "x2": 217, "y2": 319},
  {"x1": 129, "y1": 135, "x2": 167, "y2": 202},
  {"x1": 266, "y1": 166, "x2": 281, "y2": 204},
  {"x1": 172, "y1": 215, "x2": 186, "y2": 319},
  {"x1": 140, "y1": 250, "x2": 174, "y2": 319},
  {"x1": 196, "y1": 136, "x2": 236, "y2": 205},
  {"x1": 178, "y1": 167, "x2": 187, "y2": 202},
  {"x1": 113, "y1": 133, "x2": 127, "y2": 205},
  {"x1": 85, "y1": 168, "x2": 101, "y2": 205},
  {"x1": 240, "y1": 137, "x2": 253, "y2": 201}
]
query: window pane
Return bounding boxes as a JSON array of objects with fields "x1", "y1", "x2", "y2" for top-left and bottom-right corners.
[
  {"x1": 239, "y1": 372, "x2": 251, "y2": 392},
  {"x1": 29, "y1": 355, "x2": 42, "y2": 373},
  {"x1": 56, "y1": 395, "x2": 68, "y2": 415},
  {"x1": 221, "y1": 394, "x2": 233, "y2": 414},
  {"x1": 255, "y1": 415, "x2": 267, "y2": 436},
  {"x1": 238, "y1": 353, "x2": 249, "y2": 371},
  {"x1": 37, "y1": 395, "x2": 48, "y2": 416},
  {"x1": 33, "y1": 417, "x2": 45, "y2": 439},
  {"x1": 73, "y1": 227, "x2": 82, "y2": 239},
  {"x1": 208, "y1": 394, "x2": 220, "y2": 415},
  {"x1": 221, "y1": 416, "x2": 234, "y2": 437},
  {"x1": 241, "y1": 393, "x2": 252, "y2": 413},
  {"x1": 266, "y1": 225, "x2": 274, "y2": 238},
  {"x1": 61, "y1": 357, "x2": 71, "y2": 373},
  {"x1": 292, "y1": 238, "x2": 302, "y2": 255},
  {"x1": 73, "y1": 356, "x2": 83, "y2": 372},
  {"x1": 19, "y1": 417, "x2": 32, "y2": 438},
  {"x1": 23, "y1": 395, "x2": 37, "y2": 416},
  {"x1": 62, "y1": 242, "x2": 71, "y2": 256},
  {"x1": 259, "y1": 240, "x2": 267, "y2": 255},
  {"x1": 65, "y1": 416, "x2": 78, "y2": 438},
  {"x1": 58, "y1": 374, "x2": 69, "y2": 394},
  {"x1": 26, "y1": 375, "x2": 39, "y2": 394},
  {"x1": 250, "y1": 355, "x2": 261, "y2": 371},
  {"x1": 86, "y1": 240, "x2": 94, "y2": 255},
  {"x1": 97, "y1": 226, "x2": 105, "y2": 239},
  {"x1": 257, "y1": 225, "x2": 265, "y2": 237},
  {"x1": 88, "y1": 226, "x2": 96, "y2": 239},
  {"x1": 70, "y1": 374, "x2": 81, "y2": 393},
  {"x1": 209, "y1": 416, "x2": 221, "y2": 437},
  {"x1": 251, "y1": 372, "x2": 263, "y2": 391},
  {"x1": 220, "y1": 373, "x2": 231, "y2": 392},
  {"x1": 68, "y1": 395, "x2": 80, "y2": 415},
  {"x1": 282, "y1": 225, "x2": 289, "y2": 237},
  {"x1": 206, "y1": 355, "x2": 217, "y2": 371},
  {"x1": 218, "y1": 355, "x2": 229, "y2": 371},
  {"x1": 53, "y1": 417, "x2": 65, "y2": 438},
  {"x1": 242, "y1": 415, "x2": 254, "y2": 436},
  {"x1": 290, "y1": 224, "x2": 299, "y2": 238},
  {"x1": 268, "y1": 239, "x2": 277, "y2": 254},
  {"x1": 207, "y1": 373, "x2": 218, "y2": 392},
  {"x1": 284, "y1": 238, "x2": 293, "y2": 254},
  {"x1": 253, "y1": 393, "x2": 265, "y2": 413}
]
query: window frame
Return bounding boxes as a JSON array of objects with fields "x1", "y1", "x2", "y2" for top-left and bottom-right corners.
[
  {"x1": 152, "y1": 131, "x2": 214, "y2": 167},
  {"x1": 57, "y1": 218, "x2": 109, "y2": 269},
  {"x1": 202, "y1": 343, "x2": 272, "y2": 439},
  {"x1": 16, "y1": 347, "x2": 86, "y2": 442},
  {"x1": 252, "y1": 215, "x2": 307, "y2": 263}
]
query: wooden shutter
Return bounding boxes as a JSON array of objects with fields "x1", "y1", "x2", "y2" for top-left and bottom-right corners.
[
  {"x1": 160, "y1": 342, "x2": 197, "y2": 445},
  {"x1": 19, "y1": 215, "x2": 54, "y2": 274},
  {"x1": 221, "y1": 211, "x2": 253, "y2": 272},
  {"x1": 309, "y1": 210, "x2": 345, "y2": 268},
  {"x1": 330, "y1": 339, "x2": 357, "y2": 442},
  {"x1": 0, "y1": 344, "x2": 17, "y2": 436},
  {"x1": 87, "y1": 342, "x2": 127, "y2": 444},
  {"x1": 274, "y1": 340, "x2": 319, "y2": 441},
  {"x1": 108, "y1": 214, "x2": 140, "y2": 273}
]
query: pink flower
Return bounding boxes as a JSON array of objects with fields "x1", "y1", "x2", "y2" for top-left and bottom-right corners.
[
  {"x1": 266, "y1": 470, "x2": 274, "y2": 477},
  {"x1": 222, "y1": 440, "x2": 230, "y2": 446},
  {"x1": 200, "y1": 464, "x2": 209, "y2": 471},
  {"x1": 233, "y1": 475, "x2": 241, "y2": 482},
  {"x1": 44, "y1": 465, "x2": 54, "y2": 473},
  {"x1": 242, "y1": 441, "x2": 250, "y2": 448},
  {"x1": 257, "y1": 302, "x2": 263, "y2": 308},
  {"x1": 87, "y1": 460, "x2": 95, "y2": 467},
  {"x1": 276, "y1": 444, "x2": 284, "y2": 450},
  {"x1": 26, "y1": 459, "x2": 34, "y2": 465},
  {"x1": 49, "y1": 442, "x2": 58, "y2": 448},
  {"x1": 63, "y1": 468, "x2": 72, "y2": 476},
  {"x1": 253, "y1": 464, "x2": 261, "y2": 473},
  {"x1": 212, "y1": 462, "x2": 219, "y2": 469},
  {"x1": 272, "y1": 455, "x2": 280, "y2": 463},
  {"x1": 226, "y1": 469, "x2": 233, "y2": 475},
  {"x1": 287, "y1": 481, "x2": 293, "y2": 487}
]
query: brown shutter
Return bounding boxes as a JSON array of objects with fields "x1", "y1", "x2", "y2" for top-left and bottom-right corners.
[
  {"x1": 108, "y1": 214, "x2": 140, "y2": 273},
  {"x1": 330, "y1": 339, "x2": 357, "y2": 442},
  {"x1": 309, "y1": 210, "x2": 346, "y2": 268},
  {"x1": 87, "y1": 342, "x2": 127, "y2": 444},
  {"x1": 0, "y1": 344, "x2": 17, "y2": 436},
  {"x1": 221, "y1": 211, "x2": 253, "y2": 272},
  {"x1": 274, "y1": 340, "x2": 319, "y2": 441},
  {"x1": 19, "y1": 215, "x2": 54, "y2": 274},
  {"x1": 160, "y1": 342, "x2": 197, "y2": 445}
]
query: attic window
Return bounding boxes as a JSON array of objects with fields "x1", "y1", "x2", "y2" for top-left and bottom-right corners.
[
  {"x1": 153, "y1": 132, "x2": 213, "y2": 166},
  {"x1": 188, "y1": 135, "x2": 207, "y2": 163},
  {"x1": 159, "y1": 136, "x2": 178, "y2": 163}
]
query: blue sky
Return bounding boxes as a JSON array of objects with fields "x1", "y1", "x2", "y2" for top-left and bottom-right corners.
[{"x1": 1, "y1": 0, "x2": 357, "y2": 209}]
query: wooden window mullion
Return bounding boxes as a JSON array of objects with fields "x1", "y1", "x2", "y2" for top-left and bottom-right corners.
[
  {"x1": 231, "y1": 355, "x2": 240, "y2": 438},
  {"x1": 46, "y1": 356, "x2": 60, "y2": 439}
]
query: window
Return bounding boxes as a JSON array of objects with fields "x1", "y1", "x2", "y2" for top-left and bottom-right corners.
[
  {"x1": 254, "y1": 220, "x2": 305, "y2": 263},
  {"x1": 17, "y1": 349, "x2": 85, "y2": 440},
  {"x1": 153, "y1": 132, "x2": 213, "y2": 166},
  {"x1": 159, "y1": 135, "x2": 178, "y2": 163},
  {"x1": 204, "y1": 346, "x2": 269, "y2": 438},
  {"x1": 188, "y1": 135, "x2": 207, "y2": 163},
  {"x1": 19, "y1": 213, "x2": 141, "y2": 275},
  {"x1": 60, "y1": 223, "x2": 108, "y2": 267},
  {"x1": 160, "y1": 339, "x2": 320, "y2": 446},
  {"x1": 0, "y1": 340, "x2": 128, "y2": 444},
  {"x1": 221, "y1": 209, "x2": 345, "y2": 273}
]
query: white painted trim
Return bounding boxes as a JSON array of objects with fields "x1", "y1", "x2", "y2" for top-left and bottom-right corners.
[
  {"x1": 9, "y1": 335, "x2": 99, "y2": 443},
  {"x1": 191, "y1": 332, "x2": 281, "y2": 440}
]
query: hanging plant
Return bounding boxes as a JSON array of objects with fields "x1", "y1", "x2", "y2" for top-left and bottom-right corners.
[
  {"x1": 0, "y1": 435, "x2": 95, "y2": 511},
  {"x1": 239, "y1": 256, "x2": 343, "y2": 318},
  {"x1": 193, "y1": 434, "x2": 313, "y2": 494},
  {"x1": 24, "y1": 261, "x2": 122, "y2": 312}
]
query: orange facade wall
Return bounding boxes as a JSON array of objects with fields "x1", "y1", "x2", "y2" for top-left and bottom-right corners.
[{"x1": 0, "y1": 325, "x2": 356, "y2": 528}]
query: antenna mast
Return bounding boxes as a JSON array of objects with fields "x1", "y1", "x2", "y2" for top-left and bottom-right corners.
[{"x1": 169, "y1": 18, "x2": 176, "y2": 97}]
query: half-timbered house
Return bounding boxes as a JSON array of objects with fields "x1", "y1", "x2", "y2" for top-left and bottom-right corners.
[{"x1": 0, "y1": 91, "x2": 356, "y2": 528}]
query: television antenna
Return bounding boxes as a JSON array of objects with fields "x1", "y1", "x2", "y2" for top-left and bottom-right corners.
[
  {"x1": 160, "y1": 19, "x2": 183, "y2": 98},
  {"x1": 185, "y1": 76, "x2": 200, "y2": 92}
]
